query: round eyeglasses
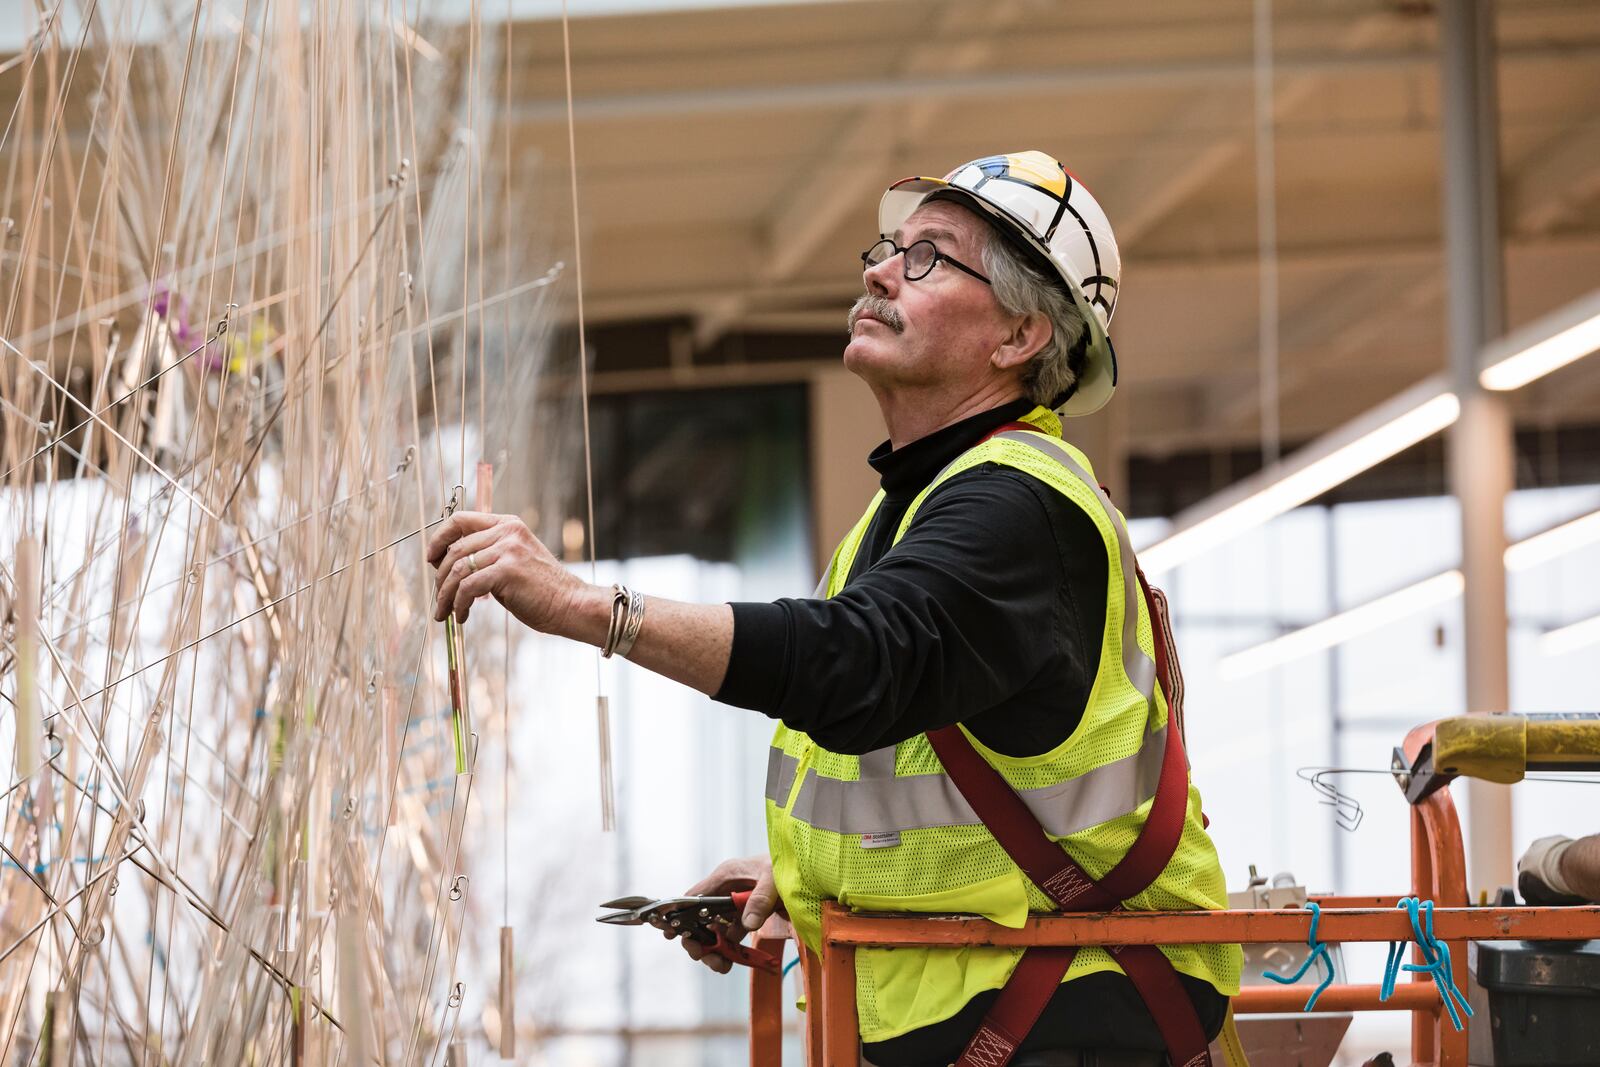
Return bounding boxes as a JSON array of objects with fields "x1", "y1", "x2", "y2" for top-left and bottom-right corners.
[{"x1": 860, "y1": 238, "x2": 991, "y2": 285}]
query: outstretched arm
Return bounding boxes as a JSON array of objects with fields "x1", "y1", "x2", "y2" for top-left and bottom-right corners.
[
  {"x1": 1562, "y1": 833, "x2": 1600, "y2": 902},
  {"x1": 426, "y1": 510, "x2": 733, "y2": 695},
  {"x1": 1520, "y1": 832, "x2": 1600, "y2": 904}
]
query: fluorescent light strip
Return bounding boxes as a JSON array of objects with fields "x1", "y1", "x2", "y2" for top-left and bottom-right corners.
[
  {"x1": 1140, "y1": 377, "x2": 1458, "y2": 576},
  {"x1": 1218, "y1": 505, "x2": 1600, "y2": 679},
  {"x1": 1142, "y1": 291, "x2": 1600, "y2": 578},
  {"x1": 1218, "y1": 571, "x2": 1464, "y2": 682},
  {"x1": 1480, "y1": 288, "x2": 1600, "y2": 392},
  {"x1": 1503, "y1": 509, "x2": 1600, "y2": 571},
  {"x1": 1541, "y1": 613, "x2": 1600, "y2": 656}
]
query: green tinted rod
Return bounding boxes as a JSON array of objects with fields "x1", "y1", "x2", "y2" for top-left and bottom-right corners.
[{"x1": 445, "y1": 615, "x2": 471, "y2": 774}]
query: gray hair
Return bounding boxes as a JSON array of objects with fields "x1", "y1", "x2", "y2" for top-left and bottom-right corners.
[{"x1": 977, "y1": 227, "x2": 1090, "y2": 409}]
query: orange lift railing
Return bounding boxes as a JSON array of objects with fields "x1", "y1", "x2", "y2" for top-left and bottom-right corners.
[{"x1": 746, "y1": 715, "x2": 1600, "y2": 1067}]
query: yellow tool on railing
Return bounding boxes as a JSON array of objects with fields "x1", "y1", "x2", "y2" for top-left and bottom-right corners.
[{"x1": 1395, "y1": 712, "x2": 1600, "y2": 803}]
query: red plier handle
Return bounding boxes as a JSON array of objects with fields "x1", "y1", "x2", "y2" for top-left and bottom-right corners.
[{"x1": 697, "y1": 889, "x2": 783, "y2": 975}]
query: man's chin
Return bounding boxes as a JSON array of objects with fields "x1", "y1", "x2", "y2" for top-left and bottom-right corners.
[{"x1": 842, "y1": 335, "x2": 887, "y2": 374}]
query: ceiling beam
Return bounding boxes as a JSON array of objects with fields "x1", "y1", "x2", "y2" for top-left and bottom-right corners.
[
  {"x1": 1510, "y1": 119, "x2": 1600, "y2": 236},
  {"x1": 1096, "y1": 14, "x2": 1399, "y2": 251},
  {"x1": 689, "y1": 0, "x2": 1033, "y2": 349},
  {"x1": 575, "y1": 232, "x2": 1600, "y2": 324},
  {"x1": 1214, "y1": 113, "x2": 1600, "y2": 434},
  {"x1": 1204, "y1": 270, "x2": 1440, "y2": 433},
  {"x1": 507, "y1": 41, "x2": 1600, "y2": 124}
]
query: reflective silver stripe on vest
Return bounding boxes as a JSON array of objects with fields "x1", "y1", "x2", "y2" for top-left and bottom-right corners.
[
  {"x1": 763, "y1": 743, "x2": 895, "y2": 807},
  {"x1": 779, "y1": 725, "x2": 1167, "y2": 837},
  {"x1": 858, "y1": 744, "x2": 897, "y2": 779},
  {"x1": 992, "y1": 430, "x2": 1157, "y2": 703},
  {"x1": 765, "y1": 747, "x2": 800, "y2": 806}
]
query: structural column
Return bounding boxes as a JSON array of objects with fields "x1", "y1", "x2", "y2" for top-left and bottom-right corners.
[
  {"x1": 1441, "y1": 0, "x2": 1515, "y2": 894},
  {"x1": 1067, "y1": 401, "x2": 1129, "y2": 509},
  {"x1": 808, "y1": 366, "x2": 889, "y2": 576}
]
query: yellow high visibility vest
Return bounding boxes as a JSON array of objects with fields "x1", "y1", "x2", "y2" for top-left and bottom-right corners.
[{"x1": 765, "y1": 406, "x2": 1242, "y2": 1043}]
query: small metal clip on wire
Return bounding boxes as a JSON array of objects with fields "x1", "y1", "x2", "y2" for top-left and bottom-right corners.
[
  {"x1": 1297, "y1": 766, "x2": 1366, "y2": 832},
  {"x1": 449, "y1": 875, "x2": 469, "y2": 901},
  {"x1": 447, "y1": 981, "x2": 464, "y2": 1008},
  {"x1": 41, "y1": 724, "x2": 64, "y2": 765}
]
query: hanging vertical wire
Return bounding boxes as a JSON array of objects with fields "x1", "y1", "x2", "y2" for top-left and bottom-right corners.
[
  {"x1": 499, "y1": 5, "x2": 517, "y2": 1059},
  {"x1": 1253, "y1": 0, "x2": 1281, "y2": 470},
  {"x1": 14, "y1": 538, "x2": 43, "y2": 778},
  {"x1": 559, "y1": 0, "x2": 616, "y2": 832},
  {"x1": 1253, "y1": 0, "x2": 1294, "y2": 868},
  {"x1": 1248, "y1": 0, "x2": 1299, "y2": 870}
]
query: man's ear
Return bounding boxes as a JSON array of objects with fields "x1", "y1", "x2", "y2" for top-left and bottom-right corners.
[{"x1": 992, "y1": 311, "x2": 1052, "y2": 371}]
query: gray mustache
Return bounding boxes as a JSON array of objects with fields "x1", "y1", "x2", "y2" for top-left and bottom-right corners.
[{"x1": 847, "y1": 295, "x2": 904, "y2": 334}]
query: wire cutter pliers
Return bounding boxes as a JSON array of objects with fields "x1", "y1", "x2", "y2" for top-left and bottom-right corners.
[{"x1": 597, "y1": 891, "x2": 783, "y2": 974}]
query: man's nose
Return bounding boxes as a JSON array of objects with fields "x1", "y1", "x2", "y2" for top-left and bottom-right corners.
[{"x1": 862, "y1": 255, "x2": 899, "y2": 298}]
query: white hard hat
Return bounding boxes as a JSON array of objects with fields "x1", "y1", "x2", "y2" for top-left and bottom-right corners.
[{"x1": 878, "y1": 151, "x2": 1121, "y2": 416}]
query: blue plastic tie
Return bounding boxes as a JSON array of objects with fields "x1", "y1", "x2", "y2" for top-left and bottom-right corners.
[
  {"x1": 782, "y1": 955, "x2": 800, "y2": 980},
  {"x1": 1262, "y1": 901, "x2": 1336, "y2": 1011},
  {"x1": 1379, "y1": 897, "x2": 1474, "y2": 1031}
]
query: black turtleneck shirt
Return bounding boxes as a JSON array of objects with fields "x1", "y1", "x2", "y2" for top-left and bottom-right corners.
[{"x1": 715, "y1": 397, "x2": 1108, "y2": 758}]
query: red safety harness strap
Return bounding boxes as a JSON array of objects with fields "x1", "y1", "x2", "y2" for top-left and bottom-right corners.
[
  {"x1": 959, "y1": 947, "x2": 1081, "y2": 1065},
  {"x1": 926, "y1": 571, "x2": 1213, "y2": 1067},
  {"x1": 1112, "y1": 945, "x2": 1214, "y2": 1067},
  {"x1": 926, "y1": 726, "x2": 1120, "y2": 912}
]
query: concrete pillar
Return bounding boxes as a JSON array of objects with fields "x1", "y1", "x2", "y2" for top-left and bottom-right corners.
[
  {"x1": 1441, "y1": 0, "x2": 1515, "y2": 895},
  {"x1": 808, "y1": 366, "x2": 886, "y2": 578},
  {"x1": 1065, "y1": 401, "x2": 1129, "y2": 508}
]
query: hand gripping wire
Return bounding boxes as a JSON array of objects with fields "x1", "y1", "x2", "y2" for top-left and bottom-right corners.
[
  {"x1": 1380, "y1": 897, "x2": 1474, "y2": 1030},
  {"x1": 1262, "y1": 901, "x2": 1336, "y2": 1011}
]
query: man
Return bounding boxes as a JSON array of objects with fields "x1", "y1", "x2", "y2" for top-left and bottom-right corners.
[{"x1": 429, "y1": 151, "x2": 1241, "y2": 1066}]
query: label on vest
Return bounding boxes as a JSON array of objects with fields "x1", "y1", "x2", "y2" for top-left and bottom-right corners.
[{"x1": 859, "y1": 831, "x2": 901, "y2": 849}]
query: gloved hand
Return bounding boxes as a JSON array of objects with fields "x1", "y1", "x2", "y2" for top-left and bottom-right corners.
[{"x1": 1517, "y1": 834, "x2": 1580, "y2": 904}]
